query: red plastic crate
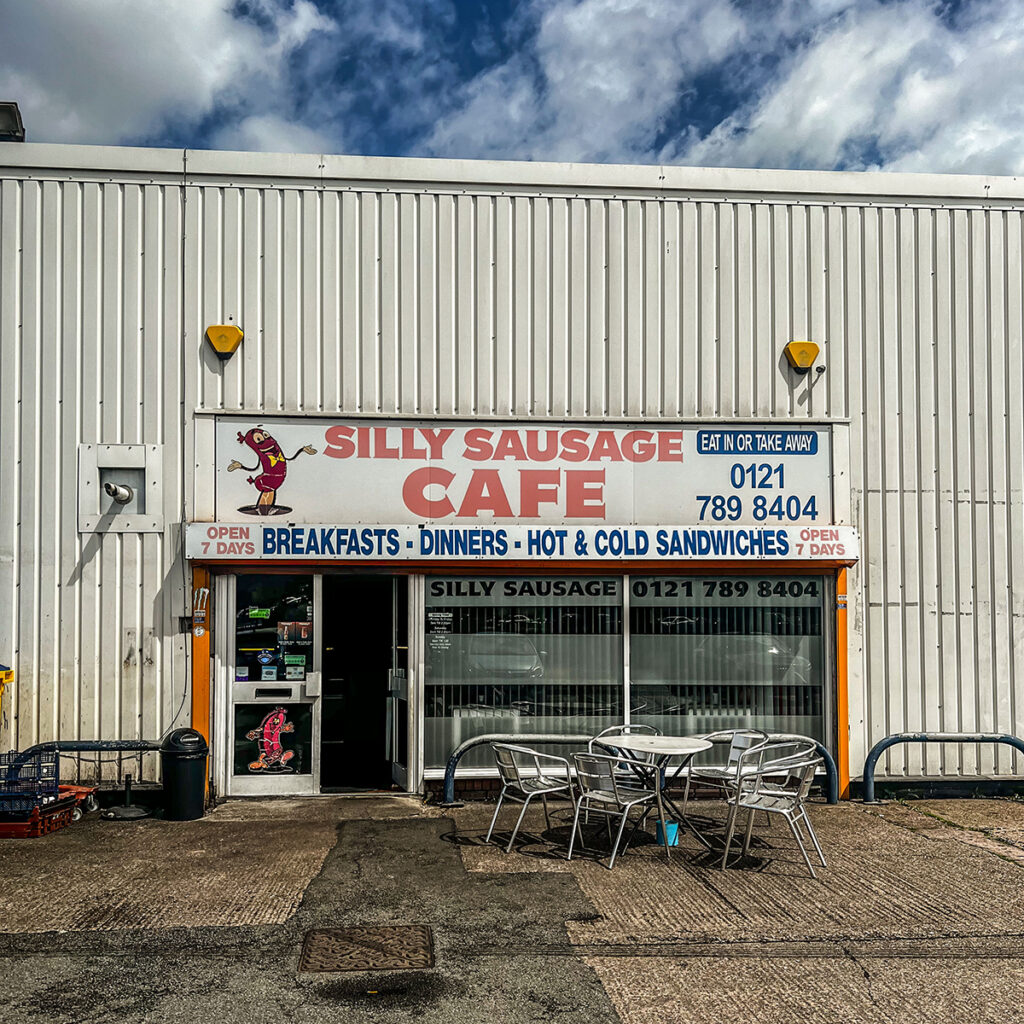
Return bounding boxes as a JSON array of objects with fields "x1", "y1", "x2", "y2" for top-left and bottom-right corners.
[{"x1": 0, "y1": 796, "x2": 76, "y2": 839}]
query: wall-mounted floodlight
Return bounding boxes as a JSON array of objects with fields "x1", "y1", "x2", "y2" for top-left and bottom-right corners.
[
  {"x1": 783, "y1": 340, "x2": 820, "y2": 375},
  {"x1": 205, "y1": 324, "x2": 243, "y2": 360},
  {"x1": 0, "y1": 102, "x2": 25, "y2": 143},
  {"x1": 104, "y1": 482, "x2": 134, "y2": 505}
]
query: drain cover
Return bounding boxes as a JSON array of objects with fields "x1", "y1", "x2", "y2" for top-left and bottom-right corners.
[{"x1": 300, "y1": 925, "x2": 435, "y2": 973}]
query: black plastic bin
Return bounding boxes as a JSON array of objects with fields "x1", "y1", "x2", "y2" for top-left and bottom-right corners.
[{"x1": 160, "y1": 729, "x2": 208, "y2": 821}]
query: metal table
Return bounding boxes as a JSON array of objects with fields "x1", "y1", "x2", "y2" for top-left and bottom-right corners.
[{"x1": 610, "y1": 734, "x2": 714, "y2": 850}]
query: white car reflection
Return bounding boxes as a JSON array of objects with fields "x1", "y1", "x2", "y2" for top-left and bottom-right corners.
[{"x1": 464, "y1": 633, "x2": 545, "y2": 678}]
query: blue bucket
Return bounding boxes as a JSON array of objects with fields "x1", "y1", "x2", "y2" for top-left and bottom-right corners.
[{"x1": 656, "y1": 820, "x2": 679, "y2": 847}]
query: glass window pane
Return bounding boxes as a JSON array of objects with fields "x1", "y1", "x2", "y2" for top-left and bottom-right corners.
[
  {"x1": 424, "y1": 576, "x2": 624, "y2": 769},
  {"x1": 235, "y1": 574, "x2": 314, "y2": 684},
  {"x1": 629, "y1": 575, "x2": 826, "y2": 743}
]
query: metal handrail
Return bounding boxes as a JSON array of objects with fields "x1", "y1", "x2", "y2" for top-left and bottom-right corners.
[
  {"x1": 6, "y1": 740, "x2": 160, "y2": 780},
  {"x1": 441, "y1": 730, "x2": 841, "y2": 806},
  {"x1": 441, "y1": 733, "x2": 591, "y2": 806},
  {"x1": 862, "y1": 732, "x2": 1024, "y2": 802}
]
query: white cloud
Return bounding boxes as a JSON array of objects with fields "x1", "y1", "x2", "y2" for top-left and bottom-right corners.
[
  {"x1": 211, "y1": 113, "x2": 336, "y2": 154},
  {"x1": 426, "y1": 0, "x2": 1024, "y2": 176},
  {"x1": 0, "y1": 0, "x2": 337, "y2": 147}
]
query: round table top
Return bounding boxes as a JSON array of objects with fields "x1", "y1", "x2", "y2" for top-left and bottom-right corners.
[{"x1": 610, "y1": 734, "x2": 713, "y2": 756}]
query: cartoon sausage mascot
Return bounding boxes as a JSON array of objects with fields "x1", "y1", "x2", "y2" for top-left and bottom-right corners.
[
  {"x1": 227, "y1": 427, "x2": 316, "y2": 514},
  {"x1": 246, "y1": 707, "x2": 295, "y2": 772}
]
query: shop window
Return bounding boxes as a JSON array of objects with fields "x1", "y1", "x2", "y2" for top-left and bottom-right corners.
[
  {"x1": 629, "y1": 575, "x2": 826, "y2": 743},
  {"x1": 424, "y1": 576, "x2": 624, "y2": 769},
  {"x1": 234, "y1": 575, "x2": 314, "y2": 685}
]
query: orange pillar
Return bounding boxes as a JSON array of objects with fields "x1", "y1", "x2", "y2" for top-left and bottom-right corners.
[
  {"x1": 836, "y1": 568, "x2": 850, "y2": 799},
  {"x1": 190, "y1": 567, "x2": 212, "y2": 748}
]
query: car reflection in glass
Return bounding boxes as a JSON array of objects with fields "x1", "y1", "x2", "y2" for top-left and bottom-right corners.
[{"x1": 465, "y1": 633, "x2": 545, "y2": 678}]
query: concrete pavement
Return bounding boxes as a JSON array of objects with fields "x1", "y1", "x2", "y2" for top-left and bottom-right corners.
[{"x1": 2, "y1": 794, "x2": 1024, "y2": 1022}]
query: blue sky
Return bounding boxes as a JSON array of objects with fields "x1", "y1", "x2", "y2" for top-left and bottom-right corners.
[{"x1": 2, "y1": 0, "x2": 1022, "y2": 174}]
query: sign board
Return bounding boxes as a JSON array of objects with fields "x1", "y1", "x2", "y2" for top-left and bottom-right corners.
[
  {"x1": 213, "y1": 418, "x2": 833, "y2": 527},
  {"x1": 186, "y1": 521, "x2": 858, "y2": 562}
]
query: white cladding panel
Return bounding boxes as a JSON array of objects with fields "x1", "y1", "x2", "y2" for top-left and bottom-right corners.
[
  {"x1": 0, "y1": 176, "x2": 190, "y2": 780},
  {"x1": 2, "y1": 145, "x2": 1024, "y2": 781}
]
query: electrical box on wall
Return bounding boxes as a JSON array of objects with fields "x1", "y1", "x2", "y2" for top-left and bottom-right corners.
[{"x1": 78, "y1": 445, "x2": 164, "y2": 533}]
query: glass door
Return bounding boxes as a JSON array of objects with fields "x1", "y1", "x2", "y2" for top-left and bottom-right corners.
[{"x1": 228, "y1": 573, "x2": 320, "y2": 796}]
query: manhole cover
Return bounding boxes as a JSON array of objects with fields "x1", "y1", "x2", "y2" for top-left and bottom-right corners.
[{"x1": 300, "y1": 925, "x2": 435, "y2": 973}]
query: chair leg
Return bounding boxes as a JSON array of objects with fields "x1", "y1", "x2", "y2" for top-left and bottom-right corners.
[
  {"x1": 798, "y1": 807, "x2": 827, "y2": 867},
  {"x1": 741, "y1": 808, "x2": 757, "y2": 857},
  {"x1": 720, "y1": 801, "x2": 739, "y2": 870},
  {"x1": 485, "y1": 788, "x2": 506, "y2": 844},
  {"x1": 567, "y1": 799, "x2": 584, "y2": 860},
  {"x1": 541, "y1": 792, "x2": 551, "y2": 832},
  {"x1": 607, "y1": 810, "x2": 632, "y2": 870},
  {"x1": 681, "y1": 771, "x2": 692, "y2": 817},
  {"x1": 785, "y1": 813, "x2": 817, "y2": 878},
  {"x1": 622, "y1": 804, "x2": 653, "y2": 855},
  {"x1": 507, "y1": 795, "x2": 533, "y2": 853}
]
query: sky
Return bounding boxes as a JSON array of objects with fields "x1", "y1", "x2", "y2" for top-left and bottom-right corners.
[{"x1": 1, "y1": 0, "x2": 1023, "y2": 175}]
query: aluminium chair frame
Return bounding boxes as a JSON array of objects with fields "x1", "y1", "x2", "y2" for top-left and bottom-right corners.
[
  {"x1": 719, "y1": 740, "x2": 827, "y2": 878},
  {"x1": 568, "y1": 751, "x2": 664, "y2": 870},
  {"x1": 486, "y1": 743, "x2": 573, "y2": 854}
]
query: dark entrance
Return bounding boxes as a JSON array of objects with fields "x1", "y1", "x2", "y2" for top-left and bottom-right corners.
[{"x1": 320, "y1": 575, "x2": 401, "y2": 790}]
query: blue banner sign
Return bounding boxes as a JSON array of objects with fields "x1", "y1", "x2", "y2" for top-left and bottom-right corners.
[{"x1": 696, "y1": 430, "x2": 819, "y2": 455}]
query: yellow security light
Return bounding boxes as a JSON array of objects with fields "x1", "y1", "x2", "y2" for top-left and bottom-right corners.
[
  {"x1": 783, "y1": 340, "x2": 820, "y2": 374},
  {"x1": 206, "y1": 324, "x2": 243, "y2": 361}
]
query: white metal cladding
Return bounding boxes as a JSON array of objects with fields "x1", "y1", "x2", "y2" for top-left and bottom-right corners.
[
  {"x1": 3, "y1": 143, "x2": 1024, "y2": 783},
  {"x1": 0, "y1": 174, "x2": 191, "y2": 781}
]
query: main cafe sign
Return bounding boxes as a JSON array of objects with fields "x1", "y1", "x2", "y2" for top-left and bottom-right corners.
[{"x1": 184, "y1": 417, "x2": 857, "y2": 562}]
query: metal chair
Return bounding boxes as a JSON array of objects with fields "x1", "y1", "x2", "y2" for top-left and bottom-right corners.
[
  {"x1": 720, "y1": 738, "x2": 826, "y2": 878},
  {"x1": 679, "y1": 728, "x2": 768, "y2": 814},
  {"x1": 486, "y1": 743, "x2": 573, "y2": 853},
  {"x1": 567, "y1": 752, "x2": 662, "y2": 869}
]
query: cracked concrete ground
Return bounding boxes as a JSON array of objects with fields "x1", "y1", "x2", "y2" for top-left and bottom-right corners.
[{"x1": 2, "y1": 794, "x2": 1024, "y2": 1023}]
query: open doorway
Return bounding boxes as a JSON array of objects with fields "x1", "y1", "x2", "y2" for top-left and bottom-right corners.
[{"x1": 320, "y1": 575, "x2": 406, "y2": 791}]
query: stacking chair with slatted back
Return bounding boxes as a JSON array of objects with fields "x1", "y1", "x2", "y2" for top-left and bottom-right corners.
[
  {"x1": 679, "y1": 728, "x2": 768, "y2": 815},
  {"x1": 486, "y1": 743, "x2": 573, "y2": 853},
  {"x1": 567, "y1": 752, "x2": 661, "y2": 869},
  {"x1": 719, "y1": 738, "x2": 826, "y2": 878}
]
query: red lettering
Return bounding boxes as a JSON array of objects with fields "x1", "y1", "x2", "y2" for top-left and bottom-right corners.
[
  {"x1": 588, "y1": 430, "x2": 623, "y2": 462},
  {"x1": 324, "y1": 425, "x2": 355, "y2": 459},
  {"x1": 462, "y1": 428, "x2": 494, "y2": 461},
  {"x1": 457, "y1": 470, "x2": 515, "y2": 517},
  {"x1": 621, "y1": 430, "x2": 655, "y2": 462},
  {"x1": 657, "y1": 431, "x2": 684, "y2": 461},
  {"x1": 402, "y1": 467, "x2": 455, "y2": 518},
  {"x1": 524, "y1": 429, "x2": 559, "y2": 461},
  {"x1": 565, "y1": 469, "x2": 606, "y2": 517},
  {"x1": 519, "y1": 470, "x2": 562, "y2": 517},
  {"x1": 357, "y1": 426, "x2": 371, "y2": 458},
  {"x1": 560, "y1": 429, "x2": 590, "y2": 462},
  {"x1": 493, "y1": 430, "x2": 528, "y2": 461},
  {"x1": 421, "y1": 428, "x2": 454, "y2": 460},
  {"x1": 400, "y1": 428, "x2": 428, "y2": 460},
  {"x1": 374, "y1": 427, "x2": 400, "y2": 459}
]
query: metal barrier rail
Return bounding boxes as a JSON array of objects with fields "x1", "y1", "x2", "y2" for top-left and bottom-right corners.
[
  {"x1": 441, "y1": 733, "x2": 592, "y2": 806},
  {"x1": 441, "y1": 731, "x2": 840, "y2": 806},
  {"x1": 862, "y1": 732, "x2": 1024, "y2": 803},
  {"x1": 6, "y1": 740, "x2": 160, "y2": 780},
  {"x1": 752, "y1": 734, "x2": 839, "y2": 805}
]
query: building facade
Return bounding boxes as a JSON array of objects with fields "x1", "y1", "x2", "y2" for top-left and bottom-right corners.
[{"x1": 1, "y1": 142, "x2": 1022, "y2": 795}]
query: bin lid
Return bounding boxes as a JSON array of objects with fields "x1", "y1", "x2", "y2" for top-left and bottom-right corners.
[{"x1": 161, "y1": 728, "x2": 208, "y2": 754}]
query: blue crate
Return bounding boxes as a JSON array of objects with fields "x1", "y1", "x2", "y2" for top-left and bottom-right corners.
[{"x1": 0, "y1": 750, "x2": 60, "y2": 816}]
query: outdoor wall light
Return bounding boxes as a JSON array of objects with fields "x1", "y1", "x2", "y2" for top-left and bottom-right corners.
[
  {"x1": 783, "y1": 340, "x2": 820, "y2": 375},
  {"x1": 0, "y1": 102, "x2": 25, "y2": 143},
  {"x1": 205, "y1": 323, "x2": 244, "y2": 360},
  {"x1": 104, "y1": 482, "x2": 134, "y2": 505}
]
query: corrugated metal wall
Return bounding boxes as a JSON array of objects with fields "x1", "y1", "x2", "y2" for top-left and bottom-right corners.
[
  {"x1": 0, "y1": 174, "x2": 190, "y2": 780},
  {"x1": 3, "y1": 146, "x2": 1024, "y2": 781}
]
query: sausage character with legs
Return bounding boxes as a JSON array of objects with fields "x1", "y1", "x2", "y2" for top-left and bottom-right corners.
[{"x1": 227, "y1": 427, "x2": 316, "y2": 514}]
